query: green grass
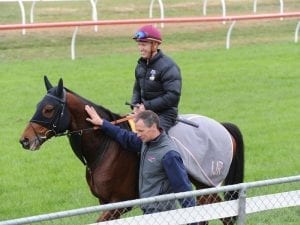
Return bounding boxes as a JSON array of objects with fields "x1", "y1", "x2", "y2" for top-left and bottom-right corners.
[{"x1": 0, "y1": 0, "x2": 299, "y2": 224}]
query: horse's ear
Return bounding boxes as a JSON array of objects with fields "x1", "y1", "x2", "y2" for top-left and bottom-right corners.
[
  {"x1": 56, "y1": 78, "x2": 64, "y2": 98},
  {"x1": 44, "y1": 75, "x2": 53, "y2": 90}
]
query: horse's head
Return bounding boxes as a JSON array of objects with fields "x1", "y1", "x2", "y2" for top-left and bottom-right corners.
[{"x1": 19, "y1": 76, "x2": 70, "y2": 150}]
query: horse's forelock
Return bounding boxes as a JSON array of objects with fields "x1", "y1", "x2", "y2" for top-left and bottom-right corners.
[
  {"x1": 46, "y1": 86, "x2": 63, "y2": 99},
  {"x1": 47, "y1": 87, "x2": 57, "y2": 96}
]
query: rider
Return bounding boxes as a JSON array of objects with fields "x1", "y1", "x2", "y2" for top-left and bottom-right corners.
[{"x1": 131, "y1": 24, "x2": 182, "y2": 132}]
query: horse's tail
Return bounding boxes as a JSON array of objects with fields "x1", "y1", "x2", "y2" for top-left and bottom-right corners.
[{"x1": 221, "y1": 122, "x2": 244, "y2": 201}]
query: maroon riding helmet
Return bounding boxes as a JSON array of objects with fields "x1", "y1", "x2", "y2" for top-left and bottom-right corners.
[{"x1": 133, "y1": 25, "x2": 162, "y2": 44}]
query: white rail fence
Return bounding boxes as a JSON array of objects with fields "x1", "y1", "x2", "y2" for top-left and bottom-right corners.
[
  {"x1": 0, "y1": 0, "x2": 165, "y2": 33},
  {"x1": 0, "y1": 175, "x2": 299, "y2": 225},
  {"x1": 0, "y1": 0, "x2": 98, "y2": 34},
  {"x1": 1, "y1": 12, "x2": 300, "y2": 60},
  {"x1": 0, "y1": 0, "x2": 290, "y2": 31},
  {"x1": 1, "y1": 1, "x2": 300, "y2": 59},
  {"x1": 203, "y1": 0, "x2": 286, "y2": 17}
]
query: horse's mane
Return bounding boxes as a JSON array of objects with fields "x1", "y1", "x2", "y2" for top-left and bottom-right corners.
[
  {"x1": 62, "y1": 87, "x2": 133, "y2": 166},
  {"x1": 64, "y1": 87, "x2": 131, "y2": 130}
]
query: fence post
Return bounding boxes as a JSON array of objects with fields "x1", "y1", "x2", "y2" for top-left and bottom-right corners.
[
  {"x1": 295, "y1": 21, "x2": 300, "y2": 43},
  {"x1": 90, "y1": 0, "x2": 98, "y2": 32},
  {"x1": 253, "y1": 0, "x2": 284, "y2": 15},
  {"x1": 17, "y1": 0, "x2": 26, "y2": 35},
  {"x1": 226, "y1": 20, "x2": 236, "y2": 49},
  {"x1": 237, "y1": 185, "x2": 247, "y2": 225},
  {"x1": 71, "y1": 26, "x2": 79, "y2": 60},
  {"x1": 203, "y1": 0, "x2": 226, "y2": 19},
  {"x1": 149, "y1": 0, "x2": 165, "y2": 28}
]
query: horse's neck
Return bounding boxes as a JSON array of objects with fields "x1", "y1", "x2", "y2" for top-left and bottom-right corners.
[
  {"x1": 66, "y1": 92, "x2": 94, "y2": 130},
  {"x1": 65, "y1": 92, "x2": 122, "y2": 168}
]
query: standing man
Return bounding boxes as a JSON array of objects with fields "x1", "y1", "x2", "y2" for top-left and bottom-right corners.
[
  {"x1": 85, "y1": 105, "x2": 195, "y2": 214},
  {"x1": 131, "y1": 25, "x2": 182, "y2": 132}
]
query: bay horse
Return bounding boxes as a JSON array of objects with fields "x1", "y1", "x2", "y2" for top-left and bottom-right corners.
[{"x1": 19, "y1": 76, "x2": 244, "y2": 225}]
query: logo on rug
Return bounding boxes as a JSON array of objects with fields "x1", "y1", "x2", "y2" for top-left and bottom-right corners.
[
  {"x1": 211, "y1": 160, "x2": 224, "y2": 176},
  {"x1": 147, "y1": 156, "x2": 156, "y2": 163}
]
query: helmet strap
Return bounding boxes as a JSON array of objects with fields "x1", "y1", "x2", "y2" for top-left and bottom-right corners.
[{"x1": 147, "y1": 42, "x2": 158, "y2": 64}]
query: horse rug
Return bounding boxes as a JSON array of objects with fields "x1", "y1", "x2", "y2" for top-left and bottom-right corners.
[{"x1": 168, "y1": 114, "x2": 233, "y2": 187}]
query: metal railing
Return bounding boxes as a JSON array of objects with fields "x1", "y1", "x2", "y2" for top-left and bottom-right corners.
[{"x1": 0, "y1": 175, "x2": 299, "y2": 225}]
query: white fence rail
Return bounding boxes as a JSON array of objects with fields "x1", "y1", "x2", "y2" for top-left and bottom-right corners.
[
  {"x1": 0, "y1": 0, "x2": 99, "y2": 34},
  {"x1": 1, "y1": 12, "x2": 300, "y2": 60},
  {"x1": 92, "y1": 191, "x2": 299, "y2": 225},
  {"x1": 0, "y1": 0, "x2": 164, "y2": 33},
  {"x1": 203, "y1": 0, "x2": 286, "y2": 17},
  {"x1": 0, "y1": 175, "x2": 299, "y2": 225}
]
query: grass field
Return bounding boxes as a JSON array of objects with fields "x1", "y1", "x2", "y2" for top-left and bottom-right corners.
[{"x1": 0, "y1": 0, "x2": 299, "y2": 224}]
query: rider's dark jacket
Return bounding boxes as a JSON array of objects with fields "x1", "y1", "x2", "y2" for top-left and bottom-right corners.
[
  {"x1": 131, "y1": 50, "x2": 182, "y2": 131},
  {"x1": 101, "y1": 120, "x2": 195, "y2": 214}
]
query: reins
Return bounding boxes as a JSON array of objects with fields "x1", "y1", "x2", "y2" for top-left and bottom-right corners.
[
  {"x1": 55, "y1": 114, "x2": 135, "y2": 137},
  {"x1": 111, "y1": 114, "x2": 134, "y2": 125}
]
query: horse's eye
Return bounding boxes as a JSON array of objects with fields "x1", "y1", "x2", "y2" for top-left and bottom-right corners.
[{"x1": 42, "y1": 104, "x2": 55, "y2": 118}]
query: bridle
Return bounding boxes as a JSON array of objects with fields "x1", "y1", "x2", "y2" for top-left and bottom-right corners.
[
  {"x1": 30, "y1": 89, "x2": 134, "y2": 140},
  {"x1": 30, "y1": 89, "x2": 70, "y2": 139}
]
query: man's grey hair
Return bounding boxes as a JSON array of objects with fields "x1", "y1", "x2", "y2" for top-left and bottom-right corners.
[{"x1": 134, "y1": 110, "x2": 160, "y2": 128}]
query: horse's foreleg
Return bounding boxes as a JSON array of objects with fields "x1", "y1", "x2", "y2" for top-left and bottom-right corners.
[
  {"x1": 197, "y1": 193, "x2": 222, "y2": 205},
  {"x1": 97, "y1": 210, "x2": 116, "y2": 222},
  {"x1": 197, "y1": 194, "x2": 236, "y2": 225},
  {"x1": 221, "y1": 217, "x2": 236, "y2": 225},
  {"x1": 96, "y1": 209, "x2": 120, "y2": 222},
  {"x1": 195, "y1": 193, "x2": 223, "y2": 225},
  {"x1": 96, "y1": 207, "x2": 132, "y2": 222}
]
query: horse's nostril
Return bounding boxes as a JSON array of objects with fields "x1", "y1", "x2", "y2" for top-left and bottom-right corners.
[{"x1": 20, "y1": 138, "x2": 30, "y2": 149}]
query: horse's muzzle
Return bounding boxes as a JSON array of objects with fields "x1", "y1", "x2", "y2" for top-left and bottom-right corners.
[
  {"x1": 19, "y1": 137, "x2": 31, "y2": 150},
  {"x1": 19, "y1": 137, "x2": 42, "y2": 151}
]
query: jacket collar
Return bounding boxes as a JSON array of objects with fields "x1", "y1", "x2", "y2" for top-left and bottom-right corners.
[
  {"x1": 145, "y1": 129, "x2": 166, "y2": 148},
  {"x1": 138, "y1": 49, "x2": 163, "y2": 66}
]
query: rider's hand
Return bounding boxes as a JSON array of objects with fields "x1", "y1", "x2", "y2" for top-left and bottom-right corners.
[{"x1": 133, "y1": 103, "x2": 145, "y2": 115}]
